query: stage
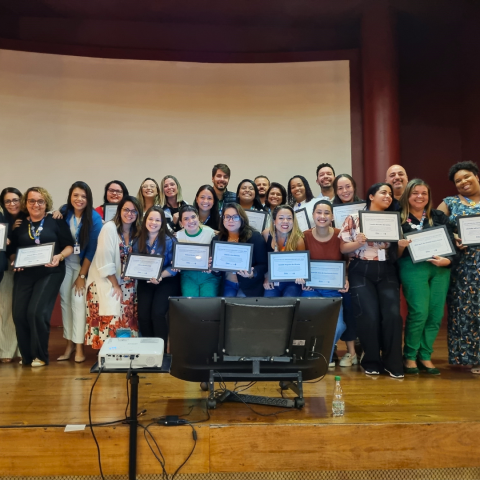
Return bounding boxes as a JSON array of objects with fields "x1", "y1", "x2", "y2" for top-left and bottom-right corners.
[{"x1": 1, "y1": 325, "x2": 480, "y2": 480}]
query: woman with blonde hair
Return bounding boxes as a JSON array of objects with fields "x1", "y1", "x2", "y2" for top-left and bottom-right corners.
[
  {"x1": 136, "y1": 178, "x2": 161, "y2": 217},
  {"x1": 159, "y1": 175, "x2": 186, "y2": 232},
  {"x1": 262, "y1": 204, "x2": 305, "y2": 297}
]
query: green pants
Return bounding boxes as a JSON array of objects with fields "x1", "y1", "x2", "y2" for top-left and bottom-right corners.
[
  {"x1": 180, "y1": 270, "x2": 221, "y2": 297},
  {"x1": 398, "y1": 257, "x2": 450, "y2": 360}
]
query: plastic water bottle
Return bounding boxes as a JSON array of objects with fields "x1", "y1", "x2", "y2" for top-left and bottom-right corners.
[{"x1": 332, "y1": 375, "x2": 345, "y2": 416}]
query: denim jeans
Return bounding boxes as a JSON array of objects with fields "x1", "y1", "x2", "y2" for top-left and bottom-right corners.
[
  {"x1": 264, "y1": 281, "x2": 302, "y2": 297},
  {"x1": 223, "y1": 279, "x2": 247, "y2": 298}
]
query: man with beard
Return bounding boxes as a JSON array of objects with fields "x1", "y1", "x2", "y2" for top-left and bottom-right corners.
[
  {"x1": 254, "y1": 175, "x2": 270, "y2": 206},
  {"x1": 315, "y1": 163, "x2": 335, "y2": 202},
  {"x1": 385, "y1": 164, "x2": 409, "y2": 210},
  {"x1": 212, "y1": 163, "x2": 237, "y2": 214}
]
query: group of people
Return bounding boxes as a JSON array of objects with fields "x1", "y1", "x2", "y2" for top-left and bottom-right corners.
[{"x1": 0, "y1": 161, "x2": 479, "y2": 378}]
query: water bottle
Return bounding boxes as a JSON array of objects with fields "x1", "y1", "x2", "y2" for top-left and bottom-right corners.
[{"x1": 332, "y1": 375, "x2": 345, "y2": 416}]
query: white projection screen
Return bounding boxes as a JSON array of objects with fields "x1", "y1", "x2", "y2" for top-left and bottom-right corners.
[{"x1": 0, "y1": 49, "x2": 352, "y2": 208}]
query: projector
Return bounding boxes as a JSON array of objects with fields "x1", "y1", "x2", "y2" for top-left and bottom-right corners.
[{"x1": 99, "y1": 337, "x2": 164, "y2": 370}]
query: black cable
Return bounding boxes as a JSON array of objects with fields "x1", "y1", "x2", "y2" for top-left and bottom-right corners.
[
  {"x1": 138, "y1": 422, "x2": 168, "y2": 480},
  {"x1": 170, "y1": 422, "x2": 197, "y2": 480},
  {"x1": 234, "y1": 381, "x2": 256, "y2": 393},
  {"x1": 88, "y1": 365, "x2": 105, "y2": 480},
  {"x1": 182, "y1": 399, "x2": 210, "y2": 424},
  {"x1": 304, "y1": 352, "x2": 328, "y2": 383}
]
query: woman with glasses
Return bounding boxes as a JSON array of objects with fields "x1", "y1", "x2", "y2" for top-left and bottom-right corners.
[
  {"x1": 132, "y1": 206, "x2": 180, "y2": 340},
  {"x1": 159, "y1": 175, "x2": 187, "y2": 232},
  {"x1": 215, "y1": 203, "x2": 268, "y2": 297},
  {"x1": 85, "y1": 196, "x2": 141, "y2": 350},
  {"x1": 193, "y1": 185, "x2": 221, "y2": 231},
  {"x1": 0, "y1": 188, "x2": 24, "y2": 363},
  {"x1": 177, "y1": 205, "x2": 220, "y2": 297},
  {"x1": 262, "y1": 205, "x2": 305, "y2": 297},
  {"x1": 8, "y1": 187, "x2": 74, "y2": 367},
  {"x1": 94, "y1": 180, "x2": 129, "y2": 220},
  {"x1": 235, "y1": 179, "x2": 265, "y2": 212},
  {"x1": 57, "y1": 182, "x2": 103, "y2": 363},
  {"x1": 136, "y1": 178, "x2": 161, "y2": 217}
]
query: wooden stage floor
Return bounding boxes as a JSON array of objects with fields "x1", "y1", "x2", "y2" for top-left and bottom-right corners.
[{"x1": 1, "y1": 324, "x2": 480, "y2": 478}]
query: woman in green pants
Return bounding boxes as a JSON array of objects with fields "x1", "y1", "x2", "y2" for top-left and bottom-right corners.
[{"x1": 398, "y1": 179, "x2": 455, "y2": 375}]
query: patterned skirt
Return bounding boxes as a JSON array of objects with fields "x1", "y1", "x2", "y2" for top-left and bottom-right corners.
[{"x1": 85, "y1": 279, "x2": 138, "y2": 350}]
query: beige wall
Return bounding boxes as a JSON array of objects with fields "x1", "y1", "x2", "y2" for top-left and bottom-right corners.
[{"x1": 0, "y1": 49, "x2": 351, "y2": 208}]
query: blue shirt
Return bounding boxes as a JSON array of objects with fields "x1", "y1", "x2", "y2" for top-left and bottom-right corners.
[{"x1": 132, "y1": 235, "x2": 177, "y2": 276}]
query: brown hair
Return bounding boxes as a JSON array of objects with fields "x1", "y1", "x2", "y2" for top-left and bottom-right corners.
[
  {"x1": 21, "y1": 187, "x2": 53, "y2": 213},
  {"x1": 217, "y1": 203, "x2": 253, "y2": 243}
]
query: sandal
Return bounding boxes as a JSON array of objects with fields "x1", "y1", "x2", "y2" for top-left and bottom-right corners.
[
  {"x1": 0, "y1": 358, "x2": 12, "y2": 363},
  {"x1": 471, "y1": 367, "x2": 480, "y2": 375}
]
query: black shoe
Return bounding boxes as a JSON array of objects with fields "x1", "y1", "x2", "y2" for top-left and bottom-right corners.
[
  {"x1": 384, "y1": 368, "x2": 404, "y2": 379},
  {"x1": 417, "y1": 360, "x2": 440, "y2": 375}
]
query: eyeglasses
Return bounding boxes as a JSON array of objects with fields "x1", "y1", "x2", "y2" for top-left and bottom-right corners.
[
  {"x1": 107, "y1": 188, "x2": 123, "y2": 195},
  {"x1": 27, "y1": 199, "x2": 46, "y2": 206},
  {"x1": 224, "y1": 214, "x2": 241, "y2": 221},
  {"x1": 122, "y1": 208, "x2": 138, "y2": 216},
  {"x1": 4, "y1": 198, "x2": 20, "y2": 205}
]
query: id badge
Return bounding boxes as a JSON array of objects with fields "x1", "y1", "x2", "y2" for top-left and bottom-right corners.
[
  {"x1": 74, "y1": 244, "x2": 80, "y2": 255},
  {"x1": 274, "y1": 282, "x2": 280, "y2": 287},
  {"x1": 378, "y1": 248, "x2": 386, "y2": 261}
]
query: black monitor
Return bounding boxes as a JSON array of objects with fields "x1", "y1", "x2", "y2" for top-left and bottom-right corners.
[{"x1": 169, "y1": 297, "x2": 341, "y2": 382}]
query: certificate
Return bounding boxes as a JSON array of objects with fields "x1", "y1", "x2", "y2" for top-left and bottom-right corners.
[
  {"x1": 245, "y1": 210, "x2": 268, "y2": 232},
  {"x1": 124, "y1": 253, "x2": 164, "y2": 280},
  {"x1": 103, "y1": 203, "x2": 118, "y2": 222},
  {"x1": 211, "y1": 241, "x2": 253, "y2": 272},
  {"x1": 306, "y1": 260, "x2": 346, "y2": 290},
  {"x1": 0, "y1": 223, "x2": 7, "y2": 251},
  {"x1": 333, "y1": 202, "x2": 366, "y2": 228},
  {"x1": 172, "y1": 243, "x2": 210, "y2": 271},
  {"x1": 358, "y1": 211, "x2": 401, "y2": 242},
  {"x1": 295, "y1": 207, "x2": 311, "y2": 232},
  {"x1": 457, "y1": 215, "x2": 480, "y2": 246},
  {"x1": 268, "y1": 251, "x2": 311, "y2": 282},
  {"x1": 14, "y1": 242, "x2": 55, "y2": 268},
  {"x1": 405, "y1": 225, "x2": 456, "y2": 263}
]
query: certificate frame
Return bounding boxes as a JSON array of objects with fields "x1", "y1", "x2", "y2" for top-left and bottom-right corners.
[
  {"x1": 457, "y1": 214, "x2": 480, "y2": 247},
  {"x1": 14, "y1": 242, "x2": 55, "y2": 268},
  {"x1": 295, "y1": 207, "x2": 311, "y2": 232},
  {"x1": 268, "y1": 251, "x2": 311, "y2": 282},
  {"x1": 124, "y1": 253, "x2": 164, "y2": 281},
  {"x1": 332, "y1": 202, "x2": 366, "y2": 228},
  {"x1": 172, "y1": 242, "x2": 210, "y2": 271},
  {"x1": 211, "y1": 240, "x2": 254, "y2": 273},
  {"x1": 103, "y1": 203, "x2": 118, "y2": 222},
  {"x1": 306, "y1": 260, "x2": 346, "y2": 290},
  {"x1": 0, "y1": 223, "x2": 8, "y2": 252},
  {"x1": 245, "y1": 210, "x2": 268, "y2": 232},
  {"x1": 405, "y1": 225, "x2": 456, "y2": 263},
  {"x1": 358, "y1": 211, "x2": 402, "y2": 242}
]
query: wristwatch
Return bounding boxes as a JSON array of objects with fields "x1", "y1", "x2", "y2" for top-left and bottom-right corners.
[{"x1": 79, "y1": 274, "x2": 86, "y2": 279}]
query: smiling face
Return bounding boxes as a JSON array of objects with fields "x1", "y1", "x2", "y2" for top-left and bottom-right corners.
[
  {"x1": 212, "y1": 169, "x2": 230, "y2": 192},
  {"x1": 316, "y1": 167, "x2": 335, "y2": 189},
  {"x1": 196, "y1": 189, "x2": 214, "y2": 213},
  {"x1": 3, "y1": 192, "x2": 21, "y2": 217},
  {"x1": 408, "y1": 185, "x2": 429, "y2": 212},
  {"x1": 106, "y1": 183, "x2": 124, "y2": 203},
  {"x1": 181, "y1": 211, "x2": 200, "y2": 235},
  {"x1": 454, "y1": 169, "x2": 480, "y2": 197},
  {"x1": 121, "y1": 201, "x2": 139, "y2": 226},
  {"x1": 142, "y1": 180, "x2": 158, "y2": 199},
  {"x1": 386, "y1": 165, "x2": 408, "y2": 198},
  {"x1": 335, "y1": 177, "x2": 354, "y2": 203},
  {"x1": 290, "y1": 178, "x2": 306, "y2": 203},
  {"x1": 369, "y1": 186, "x2": 393, "y2": 211},
  {"x1": 145, "y1": 210, "x2": 162, "y2": 235},
  {"x1": 26, "y1": 191, "x2": 47, "y2": 220},
  {"x1": 274, "y1": 208, "x2": 294, "y2": 234},
  {"x1": 268, "y1": 187, "x2": 283, "y2": 208},
  {"x1": 163, "y1": 178, "x2": 178, "y2": 199},
  {"x1": 255, "y1": 177, "x2": 270, "y2": 197},
  {"x1": 313, "y1": 204, "x2": 333, "y2": 228},
  {"x1": 238, "y1": 182, "x2": 255, "y2": 204},
  {"x1": 223, "y1": 207, "x2": 241, "y2": 234},
  {"x1": 71, "y1": 188, "x2": 88, "y2": 213}
]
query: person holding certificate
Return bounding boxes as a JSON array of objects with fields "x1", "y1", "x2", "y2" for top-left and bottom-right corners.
[
  {"x1": 215, "y1": 203, "x2": 268, "y2": 297},
  {"x1": 177, "y1": 205, "x2": 220, "y2": 297},
  {"x1": 193, "y1": 185, "x2": 221, "y2": 231},
  {"x1": 94, "y1": 180, "x2": 129, "y2": 220},
  {"x1": 437, "y1": 161, "x2": 480, "y2": 374},
  {"x1": 0, "y1": 187, "x2": 24, "y2": 363},
  {"x1": 85, "y1": 196, "x2": 141, "y2": 350},
  {"x1": 9, "y1": 187, "x2": 74, "y2": 367},
  {"x1": 301, "y1": 200, "x2": 350, "y2": 366},
  {"x1": 132, "y1": 206, "x2": 180, "y2": 340},
  {"x1": 398, "y1": 179, "x2": 454, "y2": 375},
  {"x1": 159, "y1": 175, "x2": 187, "y2": 232},
  {"x1": 57, "y1": 182, "x2": 103, "y2": 363},
  {"x1": 339, "y1": 183, "x2": 405, "y2": 378},
  {"x1": 287, "y1": 175, "x2": 315, "y2": 211},
  {"x1": 136, "y1": 177, "x2": 161, "y2": 217},
  {"x1": 235, "y1": 179, "x2": 266, "y2": 212},
  {"x1": 262, "y1": 205, "x2": 305, "y2": 297}
]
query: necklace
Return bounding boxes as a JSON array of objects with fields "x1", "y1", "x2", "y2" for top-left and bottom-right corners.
[
  {"x1": 28, "y1": 217, "x2": 45, "y2": 244},
  {"x1": 407, "y1": 210, "x2": 426, "y2": 230},
  {"x1": 228, "y1": 236, "x2": 239, "y2": 243},
  {"x1": 462, "y1": 195, "x2": 480, "y2": 208}
]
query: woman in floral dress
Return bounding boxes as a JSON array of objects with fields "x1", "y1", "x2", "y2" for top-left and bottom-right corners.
[
  {"x1": 85, "y1": 195, "x2": 141, "y2": 349},
  {"x1": 438, "y1": 161, "x2": 480, "y2": 374}
]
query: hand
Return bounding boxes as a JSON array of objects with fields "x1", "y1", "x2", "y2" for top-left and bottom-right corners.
[
  {"x1": 172, "y1": 212, "x2": 179, "y2": 225},
  {"x1": 339, "y1": 279, "x2": 349, "y2": 293},
  {"x1": 237, "y1": 267, "x2": 254, "y2": 279},
  {"x1": 111, "y1": 285, "x2": 122, "y2": 300},
  {"x1": 12, "y1": 218, "x2": 22, "y2": 230},
  {"x1": 73, "y1": 276, "x2": 86, "y2": 296},
  {"x1": 45, "y1": 254, "x2": 61, "y2": 268},
  {"x1": 302, "y1": 284, "x2": 313, "y2": 291},
  {"x1": 147, "y1": 277, "x2": 161, "y2": 284},
  {"x1": 356, "y1": 233, "x2": 367, "y2": 245},
  {"x1": 295, "y1": 278, "x2": 305, "y2": 285},
  {"x1": 12, "y1": 260, "x2": 24, "y2": 272},
  {"x1": 263, "y1": 279, "x2": 275, "y2": 290},
  {"x1": 123, "y1": 276, "x2": 131, "y2": 282},
  {"x1": 427, "y1": 255, "x2": 452, "y2": 267},
  {"x1": 6, "y1": 238, "x2": 10, "y2": 246},
  {"x1": 455, "y1": 237, "x2": 468, "y2": 251},
  {"x1": 51, "y1": 210, "x2": 63, "y2": 220},
  {"x1": 398, "y1": 239, "x2": 412, "y2": 248}
]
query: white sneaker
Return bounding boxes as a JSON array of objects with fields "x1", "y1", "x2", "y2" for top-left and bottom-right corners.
[
  {"x1": 339, "y1": 353, "x2": 358, "y2": 367},
  {"x1": 328, "y1": 361, "x2": 335, "y2": 368}
]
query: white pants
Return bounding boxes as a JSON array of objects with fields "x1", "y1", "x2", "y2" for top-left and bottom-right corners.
[{"x1": 59, "y1": 261, "x2": 87, "y2": 344}]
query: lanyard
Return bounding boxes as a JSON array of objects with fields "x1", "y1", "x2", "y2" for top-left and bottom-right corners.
[
  {"x1": 120, "y1": 232, "x2": 133, "y2": 258},
  {"x1": 274, "y1": 233, "x2": 287, "y2": 252},
  {"x1": 146, "y1": 238, "x2": 159, "y2": 255},
  {"x1": 73, "y1": 215, "x2": 82, "y2": 244},
  {"x1": 29, "y1": 217, "x2": 45, "y2": 244},
  {"x1": 201, "y1": 215, "x2": 210, "y2": 225}
]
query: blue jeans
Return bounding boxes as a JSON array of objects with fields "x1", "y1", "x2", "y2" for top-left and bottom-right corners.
[
  {"x1": 223, "y1": 280, "x2": 247, "y2": 298},
  {"x1": 301, "y1": 288, "x2": 346, "y2": 361},
  {"x1": 264, "y1": 281, "x2": 302, "y2": 297}
]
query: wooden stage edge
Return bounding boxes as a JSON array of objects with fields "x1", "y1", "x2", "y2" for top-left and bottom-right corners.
[{"x1": 1, "y1": 325, "x2": 480, "y2": 477}]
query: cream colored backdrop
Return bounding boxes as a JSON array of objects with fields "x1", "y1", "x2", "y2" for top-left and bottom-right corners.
[{"x1": 0, "y1": 49, "x2": 351, "y2": 208}]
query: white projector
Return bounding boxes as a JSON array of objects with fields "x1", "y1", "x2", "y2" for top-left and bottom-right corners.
[{"x1": 99, "y1": 337, "x2": 164, "y2": 369}]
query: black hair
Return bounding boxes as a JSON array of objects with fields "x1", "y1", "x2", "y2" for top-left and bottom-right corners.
[
  {"x1": 316, "y1": 163, "x2": 336, "y2": 177},
  {"x1": 179, "y1": 204, "x2": 199, "y2": 222},
  {"x1": 218, "y1": 203, "x2": 254, "y2": 243},
  {"x1": 448, "y1": 161, "x2": 479, "y2": 182},
  {"x1": 103, "y1": 180, "x2": 129, "y2": 204},
  {"x1": 0, "y1": 187, "x2": 24, "y2": 225},
  {"x1": 287, "y1": 175, "x2": 314, "y2": 206},
  {"x1": 113, "y1": 195, "x2": 142, "y2": 238},
  {"x1": 235, "y1": 179, "x2": 265, "y2": 211},
  {"x1": 137, "y1": 206, "x2": 175, "y2": 253},
  {"x1": 65, "y1": 181, "x2": 94, "y2": 250},
  {"x1": 332, "y1": 174, "x2": 362, "y2": 205},
  {"x1": 193, "y1": 184, "x2": 220, "y2": 229},
  {"x1": 365, "y1": 183, "x2": 395, "y2": 211},
  {"x1": 312, "y1": 199, "x2": 333, "y2": 213},
  {"x1": 265, "y1": 182, "x2": 287, "y2": 210}
]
